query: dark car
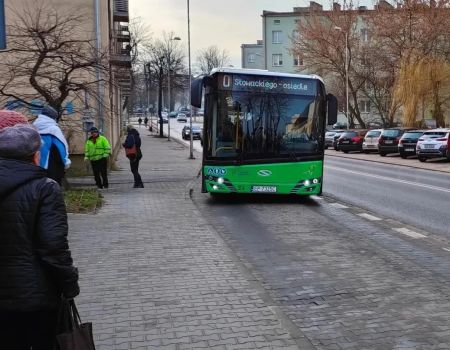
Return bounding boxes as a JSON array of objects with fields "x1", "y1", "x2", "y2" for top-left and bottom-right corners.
[
  {"x1": 337, "y1": 130, "x2": 368, "y2": 153},
  {"x1": 378, "y1": 128, "x2": 416, "y2": 156},
  {"x1": 325, "y1": 130, "x2": 345, "y2": 149},
  {"x1": 398, "y1": 130, "x2": 424, "y2": 158},
  {"x1": 182, "y1": 125, "x2": 202, "y2": 140},
  {"x1": 332, "y1": 130, "x2": 347, "y2": 151}
]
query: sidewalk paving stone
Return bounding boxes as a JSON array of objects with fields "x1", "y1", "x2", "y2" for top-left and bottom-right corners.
[{"x1": 67, "y1": 130, "x2": 310, "y2": 349}]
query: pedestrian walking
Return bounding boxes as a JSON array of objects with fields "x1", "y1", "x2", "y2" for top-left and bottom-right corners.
[
  {"x1": 123, "y1": 125, "x2": 144, "y2": 188},
  {"x1": 144, "y1": 116, "x2": 149, "y2": 128},
  {"x1": 0, "y1": 124, "x2": 80, "y2": 350},
  {"x1": 33, "y1": 105, "x2": 71, "y2": 185},
  {"x1": 84, "y1": 127, "x2": 111, "y2": 189},
  {"x1": 138, "y1": 117, "x2": 142, "y2": 127}
]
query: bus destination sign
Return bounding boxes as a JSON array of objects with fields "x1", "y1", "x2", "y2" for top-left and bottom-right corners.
[{"x1": 218, "y1": 74, "x2": 317, "y2": 96}]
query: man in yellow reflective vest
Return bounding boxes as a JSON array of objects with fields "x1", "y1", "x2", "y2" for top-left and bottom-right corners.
[{"x1": 84, "y1": 127, "x2": 111, "y2": 189}]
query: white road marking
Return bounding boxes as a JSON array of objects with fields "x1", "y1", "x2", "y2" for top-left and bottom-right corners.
[
  {"x1": 324, "y1": 165, "x2": 450, "y2": 194},
  {"x1": 330, "y1": 202, "x2": 348, "y2": 209},
  {"x1": 393, "y1": 227, "x2": 427, "y2": 239},
  {"x1": 443, "y1": 248, "x2": 450, "y2": 252},
  {"x1": 358, "y1": 213, "x2": 382, "y2": 221}
]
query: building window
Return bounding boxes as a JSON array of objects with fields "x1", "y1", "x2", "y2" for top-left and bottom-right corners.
[
  {"x1": 360, "y1": 28, "x2": 369, "y2": 42},
  {"x1": 274, "y1": 19, "x2": 281, "y2": 25},
  {"x1": 272, "y1": 30, "x2": 283, "y2": 44},
  {"x1": 293, "y1": 56, "x2": 303, "y2": 66},
  {"x1": 292, "y1": 30, "x2": 300, "y2": 43},
  {"x1": 248, "y1": 53, "x2": 255, "y2": 63},
  {"x1": 272, "y1": 54, "x2": 283, "y2": 66},
  {"x1": 359, "y1": 100, "x2": 371, "y2": 113}
]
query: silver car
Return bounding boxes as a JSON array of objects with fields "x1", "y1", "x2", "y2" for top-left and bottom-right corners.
[
  {"x1": 362, "y1": 129, "x2": 383, "y2": 153},
  {"x1": 416, "y1": 128, "x2": 450, "y2": 162},
  {"x1": 325, "y1": 130, "x2": 344, "y2": 149}
]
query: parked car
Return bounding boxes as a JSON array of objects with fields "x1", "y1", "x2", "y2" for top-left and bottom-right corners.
[
  {"x1": 332, "y1": 130, "x2": 347, "y2": 151},
  {"x1": 325, "y1": 130, "x2": 344, "y2": 149},
  {"x1": 182, "y1": 125, "x2": 202, "y2": 140},
  {"x1": 169, "y1": 111, "x2": 178, "y2": 118},
  {"x1": 176, "y1": 113, "x2": 188, "y2": 123},
  {"x1": 362, "y1": 129, "x2": 383, "y2": 153},
  {"x1": 378, "y1": 128, "x2": 416, "y2": 156},
  {"x1": 178, "y1": 107, "x2": 191, "y2": 117},
  {"x1": 416, "y1": 128, "x2": 450, "y2": 162},
  {"x1": 159, "y1": 111, "x2": 169, "y2": 123},
  {"x1": 398, "y1": 130, "x2": 424, "y2": 158},
  {"x1": 337, "y1": 130, "x2": 368, "y2": 153}
]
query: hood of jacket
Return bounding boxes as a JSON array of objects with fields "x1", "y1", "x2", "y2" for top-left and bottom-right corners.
[
  {"x1": 33, "y1": 115, "x2": 69, "y2": 151},
  {"x1": 0, "y1": 158, "x2": 46, "y2": 198},
  {"x1": 127, "y1": 128, "x2": 140, "y2": 136}
]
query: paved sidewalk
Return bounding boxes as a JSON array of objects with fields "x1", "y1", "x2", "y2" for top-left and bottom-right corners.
[{"x1": 68, "y1": 130, "x2": 310, "y2": 350}]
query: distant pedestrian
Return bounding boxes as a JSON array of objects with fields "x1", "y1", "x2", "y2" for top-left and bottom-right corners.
[
  {"x1": 123, "y1": 125, "x2": 144, "y2": 188},
  {"x1": 138, "y1": 117, "x2": 142, "y2": 127},
  {"x1": 84, "y1": 127, "x2": 111, "y2": 189},
  {"x1": 33, "y1": 105, "x2": 71, "y2": 185},
  {"x1": 0, "y1": 110, "x2": 29, "y2": 130},
  {"x1": 144, "y1": 116, "x2": 149, "y2": 128},
  {"x1": 0, "y1": 124, "x2": 80, "y2": 350}
]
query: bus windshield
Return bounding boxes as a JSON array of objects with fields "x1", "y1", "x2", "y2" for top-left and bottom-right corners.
[{"x1": 205, "y1": 90, "x2": 323, "y2": 160}]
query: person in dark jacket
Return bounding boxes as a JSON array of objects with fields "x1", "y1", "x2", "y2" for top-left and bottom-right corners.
[
  {"x1": 123, "y1": 125, "x2": 144, "y2": 188},
  {"x1": 0, "y1": 124, "x2": 79, "y2": 350}
]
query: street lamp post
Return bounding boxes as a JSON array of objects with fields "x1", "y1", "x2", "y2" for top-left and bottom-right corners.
[
  {"x1": 167, "y1": 36, "x2": 181, "y2": 141},
  {"x1": 334, "y1": 26, "x2": 349, "y2": 129},
  {"x1": 187, "y1": 0, "x2": 194, "y2": 159}
]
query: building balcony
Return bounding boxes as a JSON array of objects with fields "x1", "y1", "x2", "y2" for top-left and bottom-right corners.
[
  {"x1": 110, "y1": 50, "x2": 131, "y2": 68},
  {"x1": 113, "y1": 0, "x2": 129, "y2": 22},
  {"x1": 113, "y1": 26, "x2": 130, "y2": 43}
]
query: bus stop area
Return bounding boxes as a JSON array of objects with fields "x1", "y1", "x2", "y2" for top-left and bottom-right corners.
[{"x1": 67, "y1": 130, "x2": 309, "y2": 350}]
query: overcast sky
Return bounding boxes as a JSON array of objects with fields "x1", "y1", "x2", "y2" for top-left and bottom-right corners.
[{"x1": 130, "y1": 0, "x2": 373, "y2": 69}]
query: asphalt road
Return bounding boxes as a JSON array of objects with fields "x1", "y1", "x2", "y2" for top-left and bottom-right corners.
[{"x1": 323, "y1": 156, "x2": 450, "y2": 238}]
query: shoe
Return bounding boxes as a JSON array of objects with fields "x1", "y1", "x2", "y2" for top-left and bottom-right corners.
[
  {"x1": 97, "y1": 185, "x2": 103, "y2": 189},
  {"x1": 138, "y1": 183, "x2": 144, "y2": 188},
  {"x1": 103, "y1": 185, "x2": 109, "y2": 189}
]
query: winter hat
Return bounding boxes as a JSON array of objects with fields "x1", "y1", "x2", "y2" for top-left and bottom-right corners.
[
  {"x1": 41, "y1": 105, "x2": 59, "y2": 120},
  {"x1": 0, "y1": 110, "x2": 29, "y2": 131},
  {"x1": 89, "y1": 127, "x2": 99, "y2": 133},
  {"x1": 0, "y1": 124, "x2": 41, "y2": 160}
]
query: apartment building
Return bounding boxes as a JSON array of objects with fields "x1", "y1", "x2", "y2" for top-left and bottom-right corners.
[
  {"x1": 241, "y1": 40, "x2": 264, "y2": 69},
  {"x1": 261, "y1": 2, "x2": 381, "y2": 125},
  {"x1": 1, "y1": 0, "x2": 132, "y2": 168}
]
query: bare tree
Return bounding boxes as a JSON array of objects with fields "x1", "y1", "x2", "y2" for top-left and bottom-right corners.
[
  {"x1": 144, "y1": 34, "x2": 186, "y2": 136},
  {"x1": 195, "y1": 46, "x2": 230, "y2": 75},
  {"x1": 368, "y1": 0, "x2": 450, "y2": 126},
  {"x1": 0, "y1": 2, "x2": 109, "y2": 119},
  {"x1": 291, "y1": 3, "x2": 367, "y2": 128}
]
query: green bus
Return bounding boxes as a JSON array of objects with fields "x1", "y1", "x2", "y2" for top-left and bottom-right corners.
[{"x1": 191, "y1": 68, "x2": 337, "y2": 196}]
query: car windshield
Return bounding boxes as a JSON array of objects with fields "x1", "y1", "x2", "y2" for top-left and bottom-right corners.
[
  {"x1": 325, "y1": 132, "x2": 336, "y2": 137},
  {"x1": 382, "y1": 129, "x2": 401, "y2": 137},
  {"x1": 365, "y1": 130, "x2": 381, "y2": 137},
  {"x1": 403, "y1": 132, "x2": 423, "y2": 138},
  {"x1": 341, "y1": 132, "x2": 357, "y2": 137},
  {"x1": 206, "y1": 90, "x2": 323, "y2": 159},
  {"x1": 423, "y1": 131, "x2": 447, "y2": 138}
]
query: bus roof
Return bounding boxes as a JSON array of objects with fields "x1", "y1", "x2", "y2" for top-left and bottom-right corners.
[{"x1": 209, "y1": 67, "x2": 324, "y2": 84}]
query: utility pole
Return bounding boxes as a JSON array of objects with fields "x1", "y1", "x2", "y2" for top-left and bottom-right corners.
[
  {"x1": 157, "y1": 57, "x2": 165, "y2": 137},
  {"x1": 167, "y1": 36, "x2": 181, "y2": 141},
  {"x1": 187, "y1": 0, "x2": 195, "y2": 159}
]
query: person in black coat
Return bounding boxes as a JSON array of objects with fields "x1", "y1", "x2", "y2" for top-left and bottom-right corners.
[
  {"x1": 0, "y1": 124, "x2": 79, "y2": 350},
  {"x1": 123, "y1": 125, "x2": 144, "y2": 188}
]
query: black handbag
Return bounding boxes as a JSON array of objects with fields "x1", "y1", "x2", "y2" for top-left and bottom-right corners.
[{"x1": 55, "y1": 298, "x2": 96, "y2": 350}]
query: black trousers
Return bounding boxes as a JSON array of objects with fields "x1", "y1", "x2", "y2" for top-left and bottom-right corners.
[
  {"x1": 91, "y1": 157, "x2": 108, "y2": 188},
  {"x1": 130, "y1": 158, "x2": 143, "y2": 186},
  {"x1": 0, "y1": 309, "x2": 57, "y2": 350}
]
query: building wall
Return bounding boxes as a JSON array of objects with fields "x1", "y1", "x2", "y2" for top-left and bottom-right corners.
[
  {"x1": 241, "y1": 41, "x2": 264, "y2": 69},
  {"x1": 1, "y1": 0, "x2": 128, "y2": 166}
]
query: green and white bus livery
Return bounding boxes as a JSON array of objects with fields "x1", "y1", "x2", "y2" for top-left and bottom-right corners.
[{"x1": 191, "y1": 68, "x2": 338, "y2": 196}]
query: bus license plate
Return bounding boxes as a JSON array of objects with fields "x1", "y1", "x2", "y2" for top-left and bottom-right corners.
[{"x1": 251, "y1": 185, "x2": 277, "y2": 193}]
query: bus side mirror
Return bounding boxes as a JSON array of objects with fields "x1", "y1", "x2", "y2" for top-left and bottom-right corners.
[
  {"x1": 191, "y1": 78, "x2": 204, "y2": 108},
  {"x1": 327, "y1": 94, "x2": 338, "y2": 125}
]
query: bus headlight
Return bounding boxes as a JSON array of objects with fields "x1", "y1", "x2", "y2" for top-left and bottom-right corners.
[
  {"x1": 312, "y1": 178, "x2": 319, "y2": 184},
  {"x1": 217, "y1": 177, "x2": 224, "y2": 184},
  {"x1": 212, "y1": 185, "x2": 219, "y2": 190},
  {"x1": 304, "y1": 180, "x2": 311, "y2": 186}
]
